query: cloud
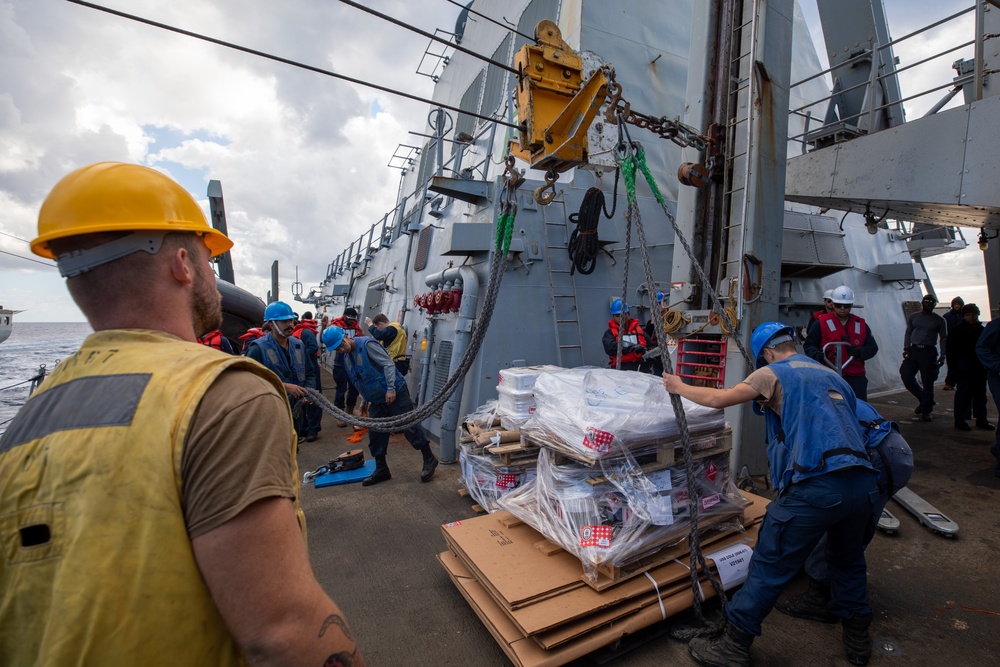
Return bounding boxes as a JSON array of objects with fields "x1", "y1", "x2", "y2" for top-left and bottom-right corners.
[{"x1": 0, "y1": 0, "x2": 980, "y2": 322}]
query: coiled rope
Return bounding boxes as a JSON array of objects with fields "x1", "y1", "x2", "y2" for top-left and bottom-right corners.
[{"x1": 567, "y1": 170, "x2": 619, "y2": 276}]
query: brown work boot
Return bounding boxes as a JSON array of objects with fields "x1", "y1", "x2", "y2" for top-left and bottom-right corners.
[
  {"x1": 776, "y1": 578, "x2": 837, "y2": 623},
  {"x1": 689, "y1": 622, "x2": 753, "y2": 667}
]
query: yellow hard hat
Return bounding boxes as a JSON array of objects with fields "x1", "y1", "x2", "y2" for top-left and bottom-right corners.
[{"x1": 32, "y1": 162, "x2": 233, "y2": 259}]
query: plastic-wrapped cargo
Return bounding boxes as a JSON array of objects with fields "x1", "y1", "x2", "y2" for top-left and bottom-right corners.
[
  {"x1": 520, "y1": 367, "x2": 726, "y2": 464},
  {"x1": 498, "y1": 444, "x2": 744, "y2": 583},
  {"x1": 497, "y1": 365, "x2": 564, "y2": 391},
  {"x1": 496, "y1": 365, "x2": 563, "y2": 430},
  {"x1": 459, "y1": 441, "x2": 537, "y2": 513}
]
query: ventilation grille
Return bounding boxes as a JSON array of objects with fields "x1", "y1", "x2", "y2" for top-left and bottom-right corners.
[{"x1": 433, "y1": 340, "x2": 453, "y2": 418}]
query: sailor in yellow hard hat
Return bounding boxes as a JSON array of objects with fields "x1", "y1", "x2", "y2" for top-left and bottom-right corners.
[{"x1": 1, "y1": 162, "x2": 363, "y2": 665}]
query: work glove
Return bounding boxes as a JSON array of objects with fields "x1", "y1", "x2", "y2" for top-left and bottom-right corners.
[
  {"x1": 937, "y1": 356, "x2": 946, "y2": 367},
  {"x1": 846, "y1": 345, "x2": 862, "y2": 356},
  {"x1": 634, "y1": 345, "x2": 646, "y2": 355}
]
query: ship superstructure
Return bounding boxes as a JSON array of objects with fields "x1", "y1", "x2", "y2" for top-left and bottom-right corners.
[{"x1": 303, "y1": 0, "x2": 999, "y2": 473}]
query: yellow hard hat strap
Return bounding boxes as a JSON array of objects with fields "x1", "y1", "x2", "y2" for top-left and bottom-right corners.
[{"x1": 56, "y1": 231, "x2": 166, "y2": 278}]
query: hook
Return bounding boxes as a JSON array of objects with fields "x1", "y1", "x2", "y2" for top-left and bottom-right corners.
[{"x1": 533, "y1": 169, "x2": 559, "y2": 206}]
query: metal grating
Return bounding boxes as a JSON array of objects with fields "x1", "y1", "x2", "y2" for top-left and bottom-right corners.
[
  {"x1": 414, "y1": 225, "x2": 433, "y2": 271},
  {"x1": 480, "y1": 35, "x2": 512, "y2": 123},
  {"x1": 432, "y1": 340, "x2": 453, "y2": 418},
  {"x1": 514, "y1": 0, "x2": 560, "y2": 52},
  {"x1": 454, "y1": 70, "x2": 485, "y2": 149}
]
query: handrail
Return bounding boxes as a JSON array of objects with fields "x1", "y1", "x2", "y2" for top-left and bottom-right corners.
[
  {"x1": 789, "y1": 5, "x2": 975, "y2": 90},
  {"x1": 789, "y1": 3, "x2": 987, "y2": 145}
]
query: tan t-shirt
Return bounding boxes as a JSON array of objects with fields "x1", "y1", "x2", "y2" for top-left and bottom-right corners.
[
  {"x1": 742, "y1": 366, "x2": 783, "y2": 417},
  {"x1": 181, "y1": 368, "x2": 297, "y2": 538}
]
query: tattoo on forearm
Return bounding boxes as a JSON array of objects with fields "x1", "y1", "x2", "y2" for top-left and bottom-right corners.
[{"x1": 319, "y1": 614, "x2": 353, "y2": 641}]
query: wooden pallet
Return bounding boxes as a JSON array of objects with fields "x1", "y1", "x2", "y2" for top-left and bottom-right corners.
[
  {"x1": 587, "y1": 507, "x2": 748, "y2": 590},
  {"x1": 457, "y1": 488, "x2": 487, "y2": 515},
  {"x1": 486, "y1": 439, "x2": 540, "y2": 466}
]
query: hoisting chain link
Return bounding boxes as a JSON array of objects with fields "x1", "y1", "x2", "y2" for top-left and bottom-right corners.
[{"x1": 602, "y1": 66, "x2": 713, "y2": 152}]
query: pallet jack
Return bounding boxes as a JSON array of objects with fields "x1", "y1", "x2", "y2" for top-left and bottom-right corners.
[{"x1": 890, "y1": 486, "x2": 959, "y2": 537}]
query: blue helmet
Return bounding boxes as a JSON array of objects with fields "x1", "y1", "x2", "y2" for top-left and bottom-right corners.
[
  {"x1": 750, "y1": 322, "x2": 795, "y2": 368},
  {"x1": 263, "y1": 301, "x2": 295, "y2": 322},
  {"x1": 610, "y1": 298, "x2": 629, "y2": 315},
  {"x1": 322, "y1": 325, "x2": 345, "y2": 350}
]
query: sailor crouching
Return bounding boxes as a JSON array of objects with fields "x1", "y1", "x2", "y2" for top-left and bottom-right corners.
[{"x1": 662, "y1": 322, "x2": 878, "y2": 667}]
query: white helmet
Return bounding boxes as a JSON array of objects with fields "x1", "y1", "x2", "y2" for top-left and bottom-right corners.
[
  {"x1": 830, "y1": 285, "x2": 855, "y2": 305},
  {"x1": 823, "y1": 289, "x2": 834, "y2": 301}
]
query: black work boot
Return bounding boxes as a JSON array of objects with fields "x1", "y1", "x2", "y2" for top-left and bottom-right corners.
[
  {"x1": 688, "y1": 622, "x2": 753, "y2": 667},
  {"x1": 419, "y1": 446, "x2": 439, "y2": 483},
  {"x1": 842, "y1": 614, "x2": 873, "y2": 666},
  {"x1": 362, "y1": 456, "x2": 392, "y2": 487},
  {"x1": 776, "y1": 578, "x2": 837, "y2": 623}
]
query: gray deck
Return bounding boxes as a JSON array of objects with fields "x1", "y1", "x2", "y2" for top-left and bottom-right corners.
[{"x1": 298, "y1": 375, "x2": 1000, "y2": 666}]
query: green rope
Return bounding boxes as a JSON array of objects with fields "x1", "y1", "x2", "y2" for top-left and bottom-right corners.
[
  {"x1": 621, "y1": 151, "x2": 638, "y2": 203},
  {"x1": 635, "y1": 146, "x2": 666, "y2": 206},
  {"x1": 495, "y1": 206, "x2": 516, "y2": 255}
]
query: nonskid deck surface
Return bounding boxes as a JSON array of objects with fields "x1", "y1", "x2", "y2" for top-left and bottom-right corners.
[{"x1": 299, "y1": 374, "x2": 1000, "y2": 666}]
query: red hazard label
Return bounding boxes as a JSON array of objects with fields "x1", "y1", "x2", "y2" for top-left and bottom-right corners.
[
  {"x1": 495, "y1": 473, "x2": 518, "y2": 490},
  {"x1": 443, "y1": 521, "x2": 462, "y2": 528},
  {"x1": 705, "y1": 461, "x2": 719, "y2": 483},
  {"x1": 580, "y1": 525, "x2": 613, "y2": 548},
  {"x1": 701, "y1": 493, "x2": 721, "y2": 510},
  {"x1": 583, "y1": 427, "x2": 614, "y2": 453}
]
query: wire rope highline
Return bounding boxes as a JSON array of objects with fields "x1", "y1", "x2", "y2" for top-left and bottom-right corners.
[
  {"x1": 63, "y1": 0, "x2": 521, "y2": 131},
  {"x1": 305, "y1": 198, "x2": 518, "y2": 431},
  {"x1": 337, "y1": 0, "x2": 519, "y2": 75},
  {"x1": 617, "y1": 140, "x2": 753, "y2": 637}
]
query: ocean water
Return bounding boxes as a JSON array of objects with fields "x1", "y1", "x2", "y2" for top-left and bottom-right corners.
[{"x1": 0, "y1": 322, "x2": 93, "y2": 434}]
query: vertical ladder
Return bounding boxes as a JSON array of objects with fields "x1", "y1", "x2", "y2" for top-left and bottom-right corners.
[
  {"x1": 543, "y1": 201, "x2": 585, "y2": 368},
  {"x1": 677, "y1": 337, "x2": 728, "y2": 388},
  {"x1": 719, "y1": 0, "x2": 761, "y2": 300}
]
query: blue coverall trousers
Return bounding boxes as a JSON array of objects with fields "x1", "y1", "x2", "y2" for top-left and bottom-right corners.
[
  {"x1": 366, "y1": 384, "x2": 429, "y2": 459},
  {"x1": 727, "y1": 467, "x2": 879, "y2": 636}
]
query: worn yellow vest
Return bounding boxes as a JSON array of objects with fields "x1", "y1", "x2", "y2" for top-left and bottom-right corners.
[
  {"x1": 0, "y1": 330, "x2": 303, "y2": 666},
  {"x1": 385, "y1": 321, "x2": 408, "y2": 361}
]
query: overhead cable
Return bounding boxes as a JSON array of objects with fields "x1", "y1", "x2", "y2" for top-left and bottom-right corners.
[
  {"x1": 63, "y1": 0, "x2": 521, "y2": 130},
  {"x1": 0, "y1": 230, "x2": 32, "y2": 244},
  {"x1": 441, "y1": 0, "x2": 537, "y2": 43},
  {"x1": 0, "y1": 248, "x2": 58, "y2": 268},
  {"x1": 337, "y1": 0, "x2": 518, "y2": 75}
]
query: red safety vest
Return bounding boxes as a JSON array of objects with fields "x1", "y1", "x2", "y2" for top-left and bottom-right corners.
[
  {"x1": 197, "y1": 329, "x2": 225, "y2": 350},
  {"x1": 817, "y1": 312, "x2": 868, "y2": 376},
  {"x1": 607, "y1": 318, "x2": 647, "y2": 366},
  {"x1": 291, "y1": 320, "x2": 318, "y2": 339}
]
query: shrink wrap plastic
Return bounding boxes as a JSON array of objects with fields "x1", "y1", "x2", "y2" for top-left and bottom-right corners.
[
  {"x1": 459, "y1": 442, "x2": 536, "y2": 513},
  {"x1": 498, "y1": 444, "x2": 743, "y2": 583},
  {"x1": 520, "y1": 367, "x2": 726, "y2": 463}
]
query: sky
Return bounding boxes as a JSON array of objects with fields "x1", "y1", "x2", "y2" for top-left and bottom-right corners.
[{"x1": 0, "y1": 0, "x2": 986, "y2": 322}]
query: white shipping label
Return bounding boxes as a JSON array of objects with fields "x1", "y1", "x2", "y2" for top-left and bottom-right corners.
[
  {"x1": 645, "y1": 469, "x2": 673, "y2": 493},
  {"x1": 706, "y1": 543, "x2": 753, "y2": 591}
]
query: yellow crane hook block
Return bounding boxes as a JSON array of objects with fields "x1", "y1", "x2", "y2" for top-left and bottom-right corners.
[{"x1": 511, "y1": 20, "x2": 609, "y2": 174}]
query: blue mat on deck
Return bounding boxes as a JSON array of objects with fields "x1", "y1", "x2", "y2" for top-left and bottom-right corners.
[{"x1": 314, "y1": 459, "x2": 376, "y2": 488}]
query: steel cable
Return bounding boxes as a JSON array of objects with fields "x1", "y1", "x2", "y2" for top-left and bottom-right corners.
[{"x1": 305, "y1": 200, "x2": 517, "y2": 431}]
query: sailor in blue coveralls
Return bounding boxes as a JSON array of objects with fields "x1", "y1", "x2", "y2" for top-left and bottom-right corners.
[
  {"x1": 662, "y1": 322, "x2": 879, "y2": 667},
  {"x1": 322, "y1": 326, "x2": 438, "y2": 486},
  {"x1": 776, "y1": 400, "x2": 913, "y2": 624}
]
